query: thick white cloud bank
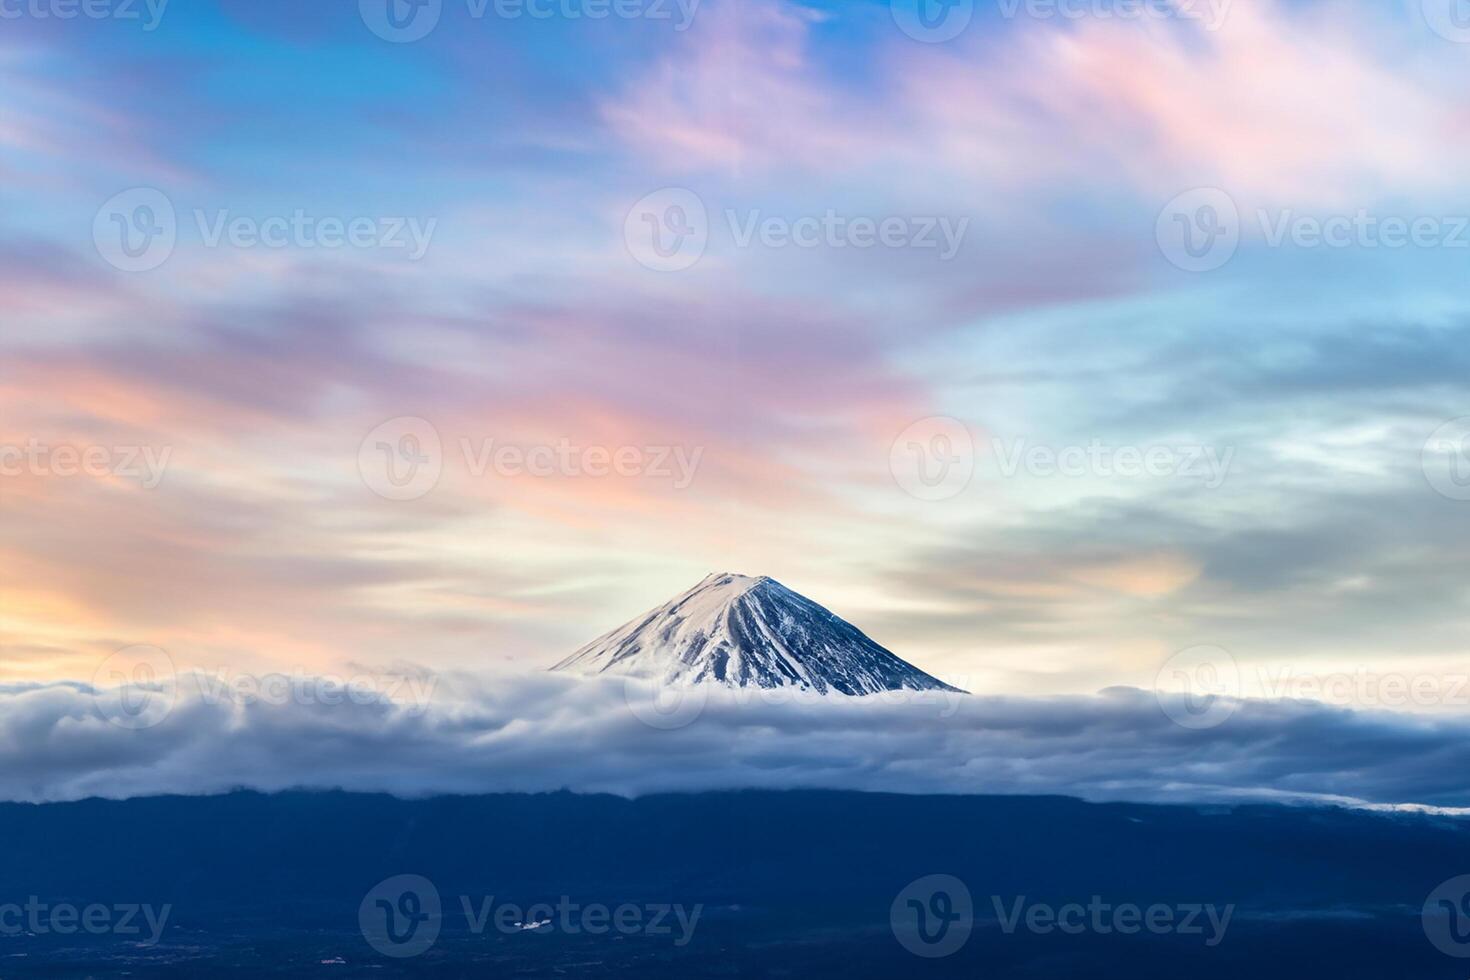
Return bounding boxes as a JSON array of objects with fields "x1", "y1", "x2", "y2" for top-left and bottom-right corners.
[{"x1": 4, "y1": 671, "x2": 1469, "y2": 812}]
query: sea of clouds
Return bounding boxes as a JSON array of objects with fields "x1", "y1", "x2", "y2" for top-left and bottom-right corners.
[{"x1": 3, "y1": 670, "x2": 1468, "y2": 812}]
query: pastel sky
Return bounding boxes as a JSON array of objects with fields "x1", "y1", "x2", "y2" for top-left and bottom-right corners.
[{"x1": 4, "y1": 0, "x2": 1470, "y2": 702}]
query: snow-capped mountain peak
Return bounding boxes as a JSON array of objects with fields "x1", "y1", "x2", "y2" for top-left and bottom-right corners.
[{"x1": 552, "y1": 572, "x2": 964, "y2": 694}]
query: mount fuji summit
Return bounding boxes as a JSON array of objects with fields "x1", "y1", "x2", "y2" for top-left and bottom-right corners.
[{"x1": 552, "y1": 572, "x2": 965, "y2": 694}]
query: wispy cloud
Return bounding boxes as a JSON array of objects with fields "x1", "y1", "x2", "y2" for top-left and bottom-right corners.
[{"x1": 6, "y1": 672, "x2": 1469, "y2": 811}]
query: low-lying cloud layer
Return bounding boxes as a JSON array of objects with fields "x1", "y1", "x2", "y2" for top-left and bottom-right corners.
[{"x1": 5, "y1": 672, "x2": 1469, "y2": 813}]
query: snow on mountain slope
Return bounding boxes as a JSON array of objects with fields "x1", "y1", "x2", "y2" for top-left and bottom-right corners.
[{"x1": 552, "y1": 573, "x2": 965, "y2": 694}]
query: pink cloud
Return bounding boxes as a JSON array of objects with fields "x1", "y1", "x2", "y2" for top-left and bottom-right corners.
[
  {"x1": 605, "y1": 0, "x2": 1470, "y2": 210},
  {"x1": 600, "y1": 1, "x2": 859, "y2": 175},
  {"x1": 906, "y1": 4, "x2": 1467, "y2": 208}
]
